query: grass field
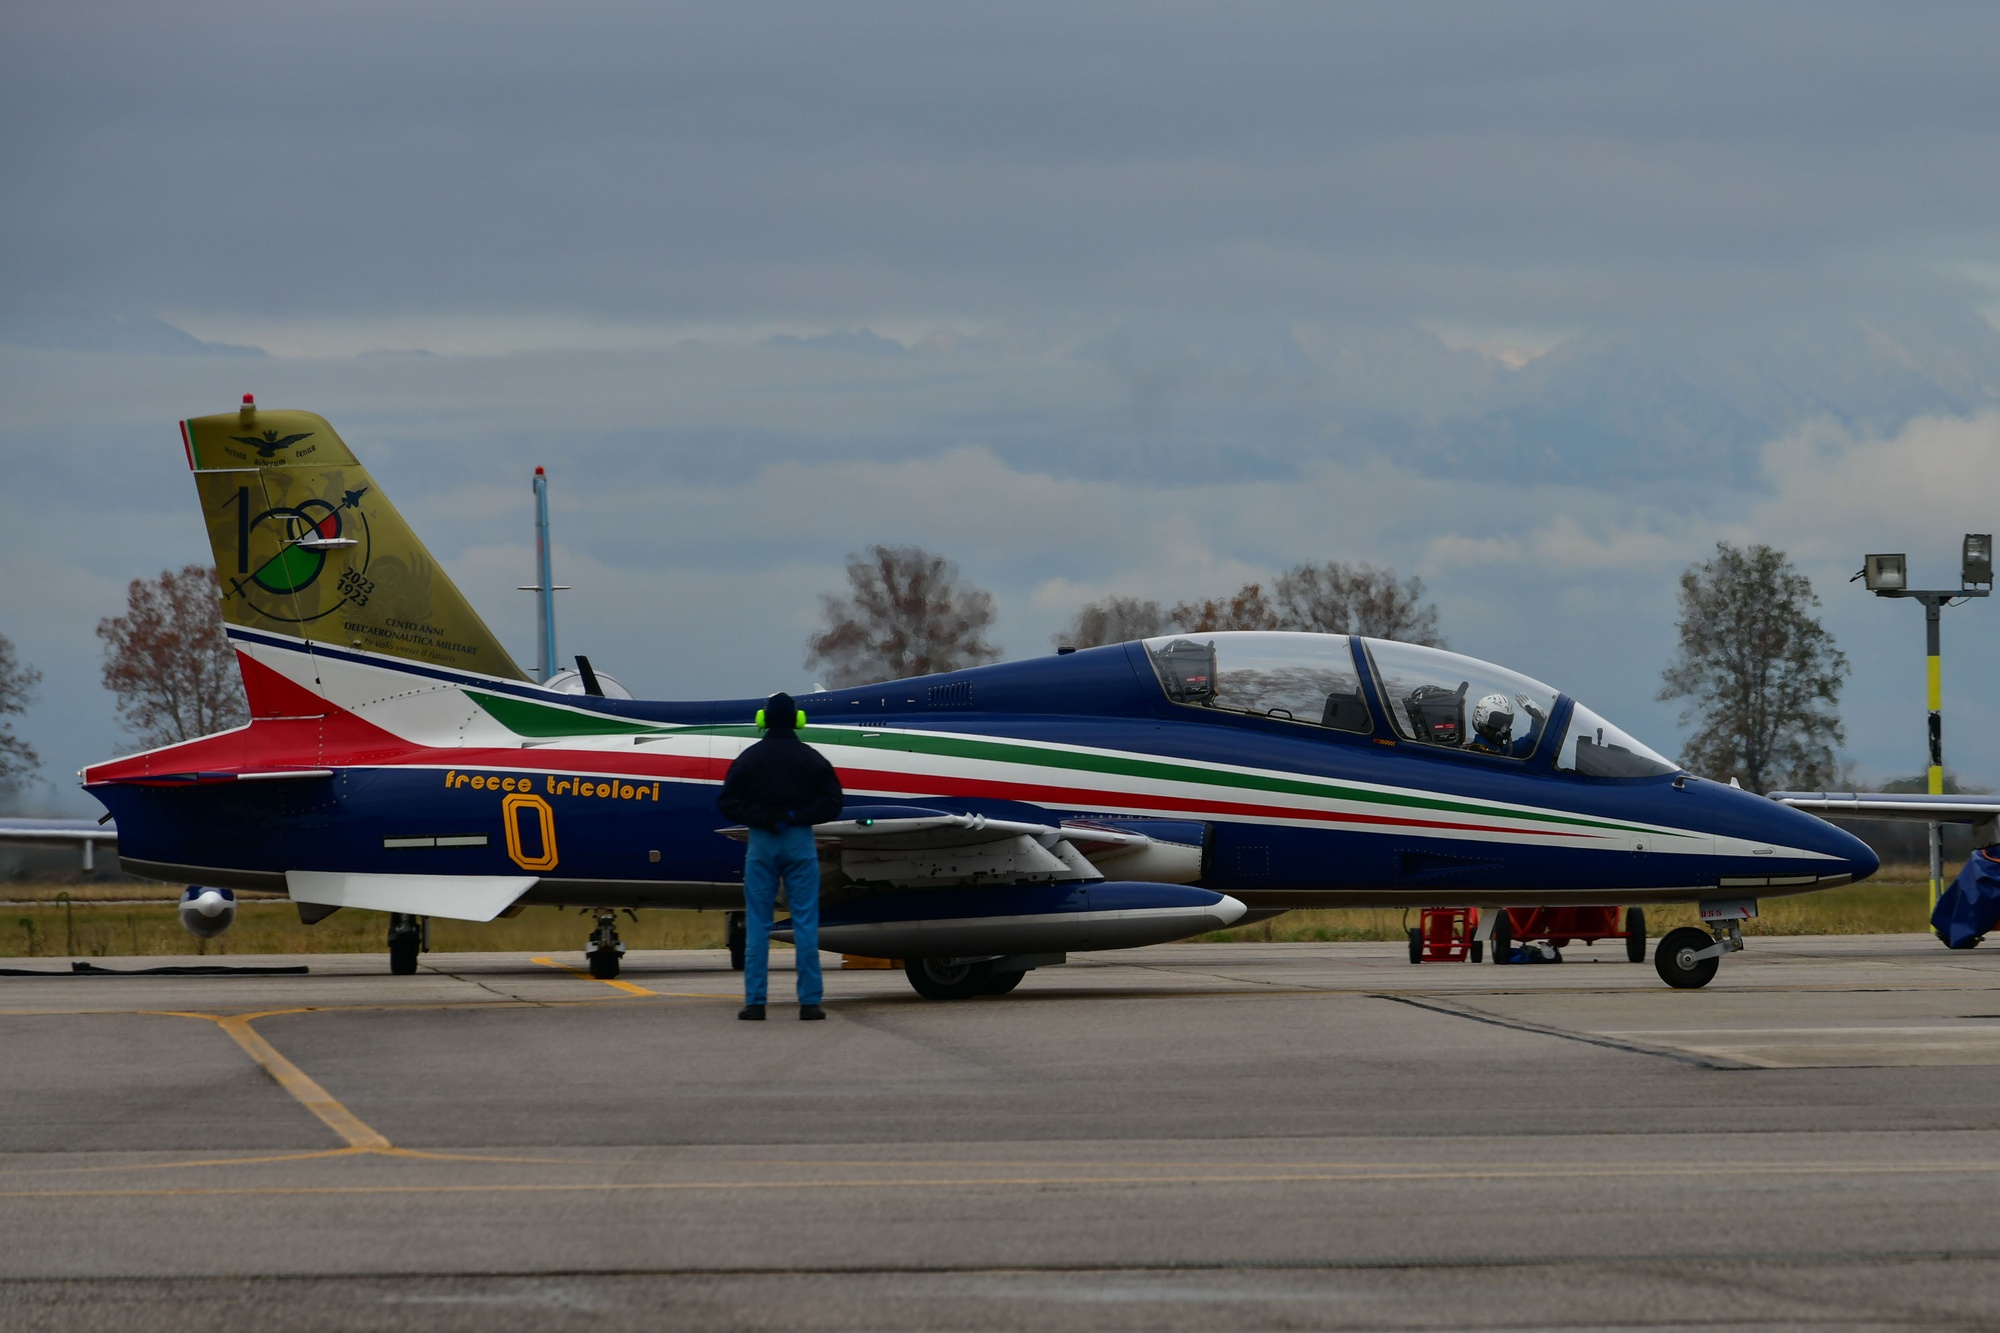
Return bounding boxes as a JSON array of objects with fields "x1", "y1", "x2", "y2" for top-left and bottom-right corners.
[
  {"x1": 0, "y1": 866, "x2": 1946, "y2": 958},
  {"x1": 0, "y1": 896, "x2": 734, "y2": 959}
]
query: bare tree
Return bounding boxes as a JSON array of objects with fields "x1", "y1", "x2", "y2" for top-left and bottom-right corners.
[
  {"x1": 1274, "y1": 561, "x2": 1443, "y2": 645},
  {"x1": 1124, "y1": 563, "x2": 1441, "y2": 643},
  {"x1": 806, "y1": 545, "x2": 1001, "y2": 687},
  {"x1": 1658, "y1": 542, "x2": 1847, "y2": 793},
  {"x1": 1055, "y1": 596, "x2": 1166, "y2": 649},
  {"x1": 97, "y1": 565, "x2": 249, "y2": 747},
  {"x1": 0, "y1": 635, "x2": 41, "y2": 790},
  {"x1": 1167, "y1": 584, "x2": 1282, "y2": 633}
]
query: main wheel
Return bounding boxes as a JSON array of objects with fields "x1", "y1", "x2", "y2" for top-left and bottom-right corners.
[
  {"x1": 1625, "y1": 908, "x2": 1648, "y2": 964},
  {"x1": 1470, "y1": 939, "x2": 1484, "y2": 963},
  {"x1": 588, "y1": 949, "x2": 621, "y2": 980},
  {"x1": 903, "y1": 956, "x2": 992, "y2": 1000},
  {"x1": 1655, "y1": 926, "x2": 1719, "y2": 989},
  {"x1": 726, "y1": 911, "x2": 747, "y2": 972},
  {"x1": 1407, "y1": 927, "x2": 1423, "y2": 964},
  {"x1": 980, "y1": 968, "x2": 1026, "y2": 996},
  {"x1": 1491, "y1": 910, "x2": 1512, "y2": 965},
  {"x1": 388, "y1": 935, "x2": 419, "y2": 975}
]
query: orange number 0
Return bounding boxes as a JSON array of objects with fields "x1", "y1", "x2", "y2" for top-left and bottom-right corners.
[{"x1": 502, "y1": 792, "x2": 559, "y2": 871}]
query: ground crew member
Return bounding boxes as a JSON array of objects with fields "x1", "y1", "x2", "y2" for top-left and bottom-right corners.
[{"x1": 717, "y1": 692, "x2": 845, "y2": 1020}]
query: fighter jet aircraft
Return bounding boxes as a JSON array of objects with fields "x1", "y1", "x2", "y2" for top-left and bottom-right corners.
[{"x1": 78, "y1": 401, "x2": 1878, "y2": 994}]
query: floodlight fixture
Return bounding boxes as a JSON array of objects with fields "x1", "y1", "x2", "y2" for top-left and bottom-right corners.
[
  {"x1": 1963, "y1": 534, "x2": 1993, "y2": 589},
  {"x1": 1863, "y1": 553, "x2": 1907, "y2": 593}
]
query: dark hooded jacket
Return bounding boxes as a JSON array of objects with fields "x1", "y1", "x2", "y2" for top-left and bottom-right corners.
[{"x1": 717, "y1": 696, "x2": 845, "y2": 832}]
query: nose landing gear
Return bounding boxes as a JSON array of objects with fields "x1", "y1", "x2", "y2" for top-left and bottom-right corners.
[
  {"x1": 585, "y1": 909, "x2": 630, "y2": 980},
  {"x1": 1654, "y1": 918, "x2": 1745, "y2": 989}
]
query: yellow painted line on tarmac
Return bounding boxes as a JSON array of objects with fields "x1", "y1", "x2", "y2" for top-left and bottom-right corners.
[
  {"x1": 51, "y1": 1148, "x2": 372, "y2": 1174},
  {"x1": 153, "y1": 1010, "x2": 391, "y2": 1152},
  {"x1": 11, "y1": 1147, "x2": 582, "y2": 1176},
  {"x1": 9, "y1": 1158, "x2": 2000, "y2": 1201},
  {"x1": 529, "y1": 956, "x2": 659, "y2": 996}
]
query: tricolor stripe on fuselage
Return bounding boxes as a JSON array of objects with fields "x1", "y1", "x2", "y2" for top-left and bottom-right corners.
[{"x1": 84, "y1": 627, "x2": 1853, "y2": 904}]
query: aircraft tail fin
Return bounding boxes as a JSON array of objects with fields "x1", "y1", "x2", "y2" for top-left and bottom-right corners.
[{"x1": 182, "y1": 399, "x2": 530, "y2": 712}]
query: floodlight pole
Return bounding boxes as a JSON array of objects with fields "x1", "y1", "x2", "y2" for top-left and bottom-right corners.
[{"x1": 1872, "y1": 586, "x2": 1989, "y2": 908}]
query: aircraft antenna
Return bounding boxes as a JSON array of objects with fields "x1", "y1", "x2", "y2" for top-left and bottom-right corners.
[{"x1": 517, "y1": 466, "x2": 571, "y2": 683}]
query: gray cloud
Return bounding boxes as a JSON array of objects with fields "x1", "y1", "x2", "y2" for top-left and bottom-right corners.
[
  {"x1": 6, "y1": 2, "x2": 2000, "y2": 810},
  {"x1": 6, "y1": 3, "x2": 2000, "y2": 323}
]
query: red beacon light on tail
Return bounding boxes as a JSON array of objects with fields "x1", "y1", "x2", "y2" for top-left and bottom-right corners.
[{"x1": 239, "y1": 393, "x2": 256, "y2": 425}]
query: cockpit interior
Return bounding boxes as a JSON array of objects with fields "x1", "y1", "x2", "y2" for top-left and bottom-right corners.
[{"x1": 1142, "y1": 632, "x2": 1678, "y2": 778}]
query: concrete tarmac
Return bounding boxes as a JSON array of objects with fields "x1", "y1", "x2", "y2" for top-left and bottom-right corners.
[{"x1": 6, "y1": 935, "x2": 2000, "y2": 1330}]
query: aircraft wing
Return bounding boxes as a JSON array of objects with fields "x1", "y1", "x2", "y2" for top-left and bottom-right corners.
[
  {"x1": 1773, "y1": 792, "x2": 2000, "y2": 826},
  {"x1": 717, "y1": 808, "x2": 1205, "y2": 888},
  {"x1": 286, "y1": 871, "x2": 537, "y2": 922}
]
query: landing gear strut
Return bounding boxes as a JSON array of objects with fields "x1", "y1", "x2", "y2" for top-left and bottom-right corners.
[
  {"x1": 388, "y1": 913, "x2": 426, "y2": 975},
  {"x1": 586, "y1": 909, "x2": 628, "y2": 980},
  {"x1": 726, "y1": 911, "x2": 746, "y2": 972}
]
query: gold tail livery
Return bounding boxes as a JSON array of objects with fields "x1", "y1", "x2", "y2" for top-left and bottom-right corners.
[{"x1": 82, "y1": 400, "x2": 1879, "y2": 993}]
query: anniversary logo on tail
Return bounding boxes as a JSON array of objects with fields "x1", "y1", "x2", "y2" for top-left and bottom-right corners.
[{"x1": 183, "y1": 396, "x2": 526, "y2": 678}]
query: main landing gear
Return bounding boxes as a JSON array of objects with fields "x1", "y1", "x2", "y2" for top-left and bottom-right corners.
[
  {"x1": 726, "y1": 911, "x2": 746, "y2": 972},
  {"x1": 388, "y1": 913, "x2": 426, "y2": 975},
  {"x1": 585, "y1": 909, "x2": 630, "y2": 980},
  {"x1": 902, "y1": 955, "x2": 1043, "y2": 1000},
  {"x1": 1654, "y1": 919, "x2": 1744, "y2": 990}
]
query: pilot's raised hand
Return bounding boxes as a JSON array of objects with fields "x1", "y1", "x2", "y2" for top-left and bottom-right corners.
[{"x1": 1515, "y1": 692, "x2": 1547, "y2": 722}]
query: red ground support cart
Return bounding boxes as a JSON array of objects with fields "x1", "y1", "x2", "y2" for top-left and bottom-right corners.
[
  {"x1": 1490, "y1": 906, "x2": 1647, "y2": 964},
  {"x1": 1407, "y1": 908, "x2": 1484, "y2": 964}
]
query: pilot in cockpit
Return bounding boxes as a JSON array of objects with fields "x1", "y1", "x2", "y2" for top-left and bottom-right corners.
[{"x1": 1467, "y1": 692, "x2": 1548, "y2": 759}]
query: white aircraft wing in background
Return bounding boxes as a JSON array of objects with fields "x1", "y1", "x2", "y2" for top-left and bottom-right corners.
[
  {"x1": 0, "y1": 817, "x2": 118, "y2": 872},
  {"x1": 1772, "y1": 792, "x2": 2000, "y2": 840}
]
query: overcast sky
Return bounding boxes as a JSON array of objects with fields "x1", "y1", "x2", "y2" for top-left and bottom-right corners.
[{"x1": 6, "y1": 1, "x2": 2000, "y2": 812}]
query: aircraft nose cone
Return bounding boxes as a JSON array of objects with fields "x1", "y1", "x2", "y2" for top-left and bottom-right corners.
[
  {"x1": 1825, "y1": 819, "x2": 1880, "y2": 885},
  {"x1": 1701, "y1": 781, "x2": 1881, "y2": 887},
  {"x1": 1775, "y1": 799, "x2": 1879, "y2": 885}
]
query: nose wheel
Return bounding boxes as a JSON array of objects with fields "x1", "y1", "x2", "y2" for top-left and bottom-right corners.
[
  {"x1": 1654, "y1": 919, "x2": 1743, "y2": 989},
  {"x1": 585, "y1": 909, "x2": 629, "y2": 980}
]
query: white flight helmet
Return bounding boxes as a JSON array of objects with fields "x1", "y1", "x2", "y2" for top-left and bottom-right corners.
[{"x1": 1472, "y1": 692, "x2": 1515, "y2": 744}]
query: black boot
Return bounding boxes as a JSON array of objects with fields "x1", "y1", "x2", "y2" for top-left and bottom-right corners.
[
  {"x1": 799, "y1": 1004, "x2": 826, "y2": 1021},
  {"x1": 738, "y1": 1004, "x2": 766, "y2": 1021}
]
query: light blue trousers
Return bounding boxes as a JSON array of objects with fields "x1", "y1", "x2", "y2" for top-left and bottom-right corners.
[{"x1": 742, "y1": 824, "x2": 822, "y2": 1006}]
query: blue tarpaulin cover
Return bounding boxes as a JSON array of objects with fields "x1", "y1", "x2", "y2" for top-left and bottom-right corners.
[{"x1": 1931, "y1": 849, "x2": 2000, "y2": 948}]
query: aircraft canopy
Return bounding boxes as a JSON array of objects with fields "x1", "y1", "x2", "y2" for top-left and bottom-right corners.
[
  {"x1": 1142, "y1": 632, "x2": 1681, "y2": 776},
  {"x1": 1144, "y1": 631, "x2": 1373, "y2": 733}
]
